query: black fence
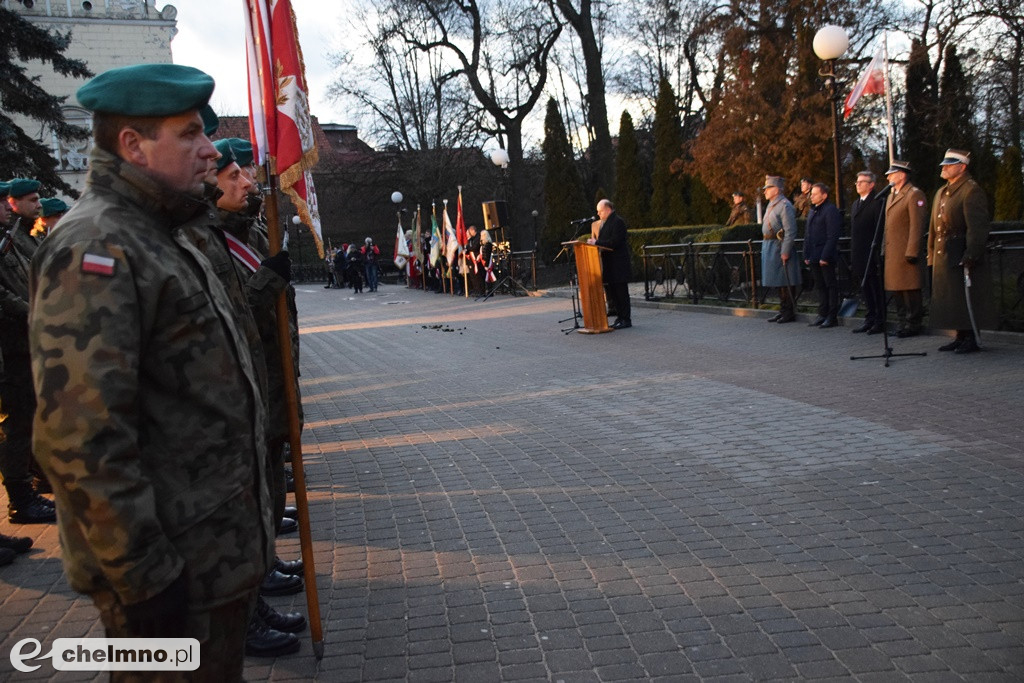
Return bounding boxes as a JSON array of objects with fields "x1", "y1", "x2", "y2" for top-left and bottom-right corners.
[{"x1": 642, "y1": 229, "x2": 1024, "y2": 332}]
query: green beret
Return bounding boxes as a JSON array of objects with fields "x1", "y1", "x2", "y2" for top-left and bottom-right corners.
[
  {"x1": 40, "y1": 198, "x2": 70, "y2": 217},
  {"x1": 226, "y1": 138, "x2": 254, "y2": 167},
  {"x1": 201, "y1": 104, "x2": 219, "y2": 136},
  {"x1": 0, "y1": 181, "x2": 9, "y2": 198},
  {"x1": 77, "y1": 63, "x2": 215, "y2": 116},
  {"x1": 8, "y1": 178, "x2": 41, "y2": 197},
  {"x1": 213, "y1": 139, "x2": 237, "y2": 172}
]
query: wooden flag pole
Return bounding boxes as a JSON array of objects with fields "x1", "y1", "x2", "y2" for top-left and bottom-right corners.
[{"x1": 264, "y1": 173, "x2": 325, "y2": 659}]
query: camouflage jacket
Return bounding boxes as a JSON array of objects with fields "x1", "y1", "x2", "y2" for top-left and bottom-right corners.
[
  {"x1": 0, "y1": 218, "x2": 31, "y2": 356},
  {"x1": 29, "y1": 148, "x2": 273, "y2": 609},
  {"x1": 225, "y1": 213, "x2": 303, "y2": 439}
]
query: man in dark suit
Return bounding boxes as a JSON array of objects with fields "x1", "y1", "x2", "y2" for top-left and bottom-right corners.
[
  {"x1": 849, "y1": 171, "x2": 885, "y2": 334},
  {"x1": 802, "y1": 183, "x2": 842, "y2": 328},
  {"x1": 588, "y1": 199, "x2": 632, "y2": 329}
]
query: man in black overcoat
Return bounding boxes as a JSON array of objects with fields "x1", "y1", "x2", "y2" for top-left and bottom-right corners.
[
  {"x1": 588, "y1": 199, "x2": 632, "y2": 329},
  {"x1": 849, "y1": 171, "x2": 885, "y2": 334}
]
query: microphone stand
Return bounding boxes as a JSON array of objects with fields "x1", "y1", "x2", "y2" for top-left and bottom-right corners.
[
  {"x1": 850, "y1": 187, "x2": 927, "y2": 367},
  {"x1": 558, "y1": 231, "x2": 586, "y2": 333}
]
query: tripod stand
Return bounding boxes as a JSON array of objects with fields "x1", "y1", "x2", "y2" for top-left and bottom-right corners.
[
  {"x1": 478, "y1": 231, "x2": 529, "y2": 301},
  {"x1": 850, "y1": 189, "x2": 927, "y2": 367}
]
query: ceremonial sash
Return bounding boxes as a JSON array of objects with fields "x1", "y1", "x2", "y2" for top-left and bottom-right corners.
[{"x1": 223, "y1": 230, "x2": 262, "y2": 273}]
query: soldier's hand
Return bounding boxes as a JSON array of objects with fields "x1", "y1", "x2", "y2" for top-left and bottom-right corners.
[
  {"x1": 124, "y1": 572, "x2": 188, "y2": 638},
  {"x1": 905, "y1": 255, "x2": 918, "y2": 265},
  {"x1": 261, "y1": 251, "x2": 292, "y2": 282}
]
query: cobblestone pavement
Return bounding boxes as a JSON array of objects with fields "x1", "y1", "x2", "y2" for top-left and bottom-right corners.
[{"x1": 1, "y1": 283, "x2": 1022, "y2": 682}]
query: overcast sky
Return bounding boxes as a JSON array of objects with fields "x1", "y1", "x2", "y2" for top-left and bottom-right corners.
[{"x1": 168, "y1": 0, "x2": 349, "y2": 125}]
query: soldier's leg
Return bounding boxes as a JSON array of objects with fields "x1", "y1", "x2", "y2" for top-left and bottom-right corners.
[
  {"x1": 1, "y1": 355, "x2": 54, "y2": 524},
  {"x1": 906, "y1": 289, "x2": 924, "y2": 331}
]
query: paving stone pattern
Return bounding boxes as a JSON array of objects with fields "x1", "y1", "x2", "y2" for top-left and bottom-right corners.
[{"x1": 1, "y1": 283, "x2": 1022, "y2": 681}]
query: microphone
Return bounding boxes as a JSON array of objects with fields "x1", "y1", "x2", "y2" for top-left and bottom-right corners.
[
  {"x1": 570, "y1": 215, "x2": 597, "y2": 224},
  {"x1": 873, "y1": 183, "x2": 894, "y2": 200}
]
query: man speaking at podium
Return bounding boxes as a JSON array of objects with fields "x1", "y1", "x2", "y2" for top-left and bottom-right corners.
[{"x1": 587, "y1": 199, "x2": 631, "y2": 329}]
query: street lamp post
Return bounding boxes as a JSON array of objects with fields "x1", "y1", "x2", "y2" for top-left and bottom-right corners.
[
  {"x1": 291, "y1": 214, "x2": 302, "y2": 280},
  {"x1": 489, "y1": 148, "x2": 512, "y2": 245},
  {"x1": 813, "y1": 25, "x2": 849, "y2": 210}
]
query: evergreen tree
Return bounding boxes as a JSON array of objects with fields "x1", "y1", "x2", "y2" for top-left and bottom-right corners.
[
  {"x1": 0, "y1": 8, "x2": 91, "y2": 196},
  {"x1": 650, "y1": 77, "x2": 686, "y2": 226},
  {"x1": 903, "y1": 39, "x2": 940, "y2": 197},
  {"x1": 994, "y1": 145, "x2": 1024, "y2": 220},
  {"x1": 614, "y1": 110, "x2": 648, "y2": 227},
  {"x1": 937, "y1": 45, "x2": 974, "y2": 153},
  {"x1": 540, "y1": 97, "x2": 588, "y2": 262}
]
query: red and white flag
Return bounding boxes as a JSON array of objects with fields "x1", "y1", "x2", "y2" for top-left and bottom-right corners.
[
  {"x1": 244, "y1": 0, "x2": 323, "y2": 256},
  {"x1": 456, "y1": 187, "x2": 467, "y2": 248},
  {"x1": 843, "y1": 47, "x2": 886, "y2": 120}
]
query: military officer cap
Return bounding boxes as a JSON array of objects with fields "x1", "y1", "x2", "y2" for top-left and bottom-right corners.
[
  {"x1": 885, "y1": 160, "x2": 912, "y2": 175},
  {"x1": 224, "y1": 138, "x2": 254, "y2": 167},
  {"x1": 40, "y1": 198, "x2": 70, "y2": 217},
  {"x1": 212, "y1": 139, "x2": 237, "y2": 172},
  {"x1": 77, "y1": 63, "x2": 215, "y2": 117},
  {"x1": 0, "y1": 181, "x2": 10, "y2": 198},
  {"x1": 762, "y1": 175, "x2": 785, "y2": 191},
  {"x1": 8, "y1": 178, "x2": 41, "y2": 198},
  {"x1": 939, "y1": 148, "x2": 970, "y2": 166}
]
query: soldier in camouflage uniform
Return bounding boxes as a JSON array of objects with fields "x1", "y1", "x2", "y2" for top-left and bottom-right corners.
[
  {"x1": 28, "y1": 64, "x2": 273, "y2": 681},
  {"x1": 178, "y1": 140, "x2": 306, "y2": 657},
  {"x1": 1, "y1": 179, "x2": 56, "y2": 524}
]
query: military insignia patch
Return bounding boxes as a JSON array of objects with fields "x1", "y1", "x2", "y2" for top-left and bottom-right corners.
[{"x1": 82, "y1": 253, "x2": 115, "y2": 276}]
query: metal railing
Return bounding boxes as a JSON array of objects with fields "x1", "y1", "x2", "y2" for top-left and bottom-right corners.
[{"x1": 641, "y1": 230, "x2": 1024, "y2": 331}]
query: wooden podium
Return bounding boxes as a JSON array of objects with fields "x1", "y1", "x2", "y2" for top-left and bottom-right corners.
[{"x1": 567, "y1": 240, "x2": 612, "y2": 334}]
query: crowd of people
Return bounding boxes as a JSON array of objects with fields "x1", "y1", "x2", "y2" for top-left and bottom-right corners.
[
  {"x1": 758, "y1": 152, "x2": 993, "y2": 353},
  {"x1": 0, "y1": 57, "x2": 1000, "y2": 679}
]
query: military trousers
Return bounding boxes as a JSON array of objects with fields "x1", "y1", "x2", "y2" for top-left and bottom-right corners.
[
  {"x1": 93, "y1": 588, "x2": 257, "y2": 682},
  {"x1": 0, "y1": 353, "x2": 36, "y2": 487}
]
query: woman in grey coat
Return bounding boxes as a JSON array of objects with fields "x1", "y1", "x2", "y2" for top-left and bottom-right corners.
[{"x1": 761, "y1": 176, "x2": 801, "y2": 323}]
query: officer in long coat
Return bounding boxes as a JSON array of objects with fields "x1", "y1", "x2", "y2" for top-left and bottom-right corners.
[
  {"x1": 28, "y1": 64, "x2": 273, "y2": 681},
  {"x1": 760, "y1": 175, "x2": 801, "y2": 323},
  {"x1": 882, "y1": 161, "x2": 928, "y2": 337},
  {"x1": 927, "y1": 148, "x2": 994, "y2": 354}
]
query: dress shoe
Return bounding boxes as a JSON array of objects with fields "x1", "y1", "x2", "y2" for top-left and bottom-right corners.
[
  {"x1": 278, "y1": 517, "x2": 298, "y2": 535},
  {"x1": 954, "y1": 337, "x2": 980, "y2": 354},
  {"x1": 851, "y1": 322, "x2": 873, "y2": 333},
  {"x1": 895, "y1": 328, "x2": 920, "y2": 338},
  {"x1": 610, "y1": 319, "x2": 632, "y2": 329},
  {"x1": 766, "y1": 313, "x2": 782, "y2": 323},
  {"x1": 866, "y1": 325, "x2": 884, "y2": 335},
  {"x1": 260, "y1": 570, "x2": 303, "y2": 597},
  {"x1": 256, "y1": 596, "x2": 307, "y2": 633},
  {"x1": 0, "y1": 548, "x2": 15, "y2": 567},
  {"x1": 808, "y1": 317, "x2": 826, "y2": 327},
  {"x1": 245, "y1": 614, "x2": 301, "y2": 657},
  {"x1": 275, "y1": 556, "x2": 304, "y2": 576},
  {"x1": 775, "y1": 314, "x2": 796, "y2": 324},
  {"x1": 283, "y1": 505, "x2": 298, "y2": 519},
  {"x1": 818, "y1": 319, "x2": 838, "y2": 329},
  {"x1": 938, "y1": 338, "x2": 962, "y2": 352},
  {"x1": 0, "y1": 532, "x2": 33, "y2": 554},
  {"x1": 8, "y1": 496, "x2": 56, "y2": 524}
]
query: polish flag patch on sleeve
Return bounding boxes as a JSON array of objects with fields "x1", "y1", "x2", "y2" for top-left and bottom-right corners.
[{"x1": 81, "y1": 253, "x2": 116, "y2": 276}]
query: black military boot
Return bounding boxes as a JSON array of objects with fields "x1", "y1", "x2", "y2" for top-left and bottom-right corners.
[
  {"x1": 255, "y1": 596, "x2": 306, "y2": 633},
  {"x1": 245, "y1": 610, "x2": 300, "y2": 657},
  {"x1": 0, "y1": 532, "x2": 33, "y2": 554},
  {"x1": 7, "y1": 483, "x2": 56, "y2": 524}
]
